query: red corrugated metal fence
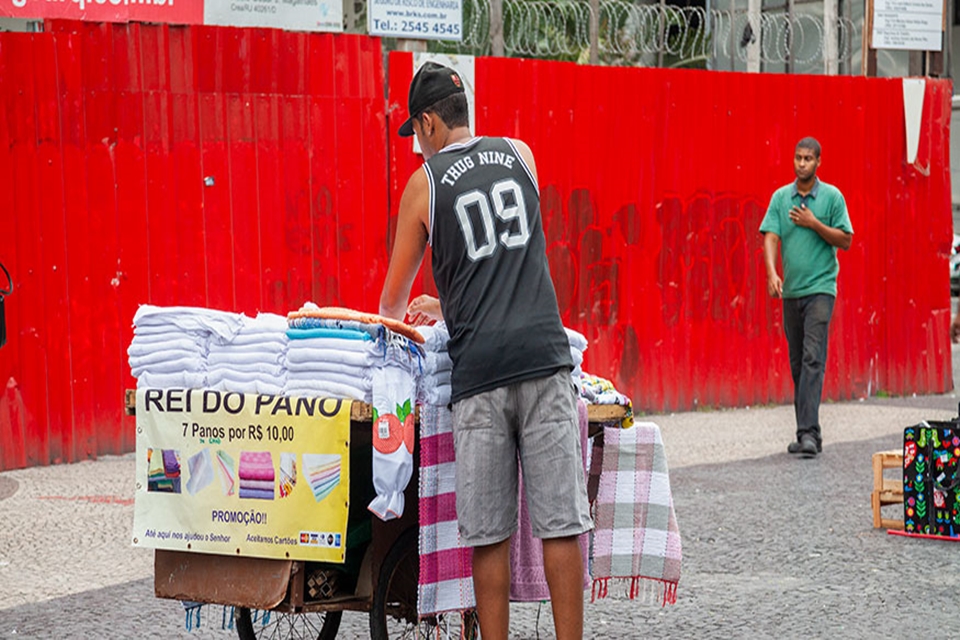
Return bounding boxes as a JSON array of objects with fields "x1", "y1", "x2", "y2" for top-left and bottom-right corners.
[
  {"x1": 0, "y1": 30, "x2": 951, "y2": 470},
  {"x1": 0, "y1": 22, "x2": 387, "y2": 470},
  {"x1": 389, "y1": 53, "x2": 952, "y2": 413}
]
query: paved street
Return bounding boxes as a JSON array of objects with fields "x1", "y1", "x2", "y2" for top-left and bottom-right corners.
[{"x1": 3, "y1": 350, "x2": 960, "y2": 638}]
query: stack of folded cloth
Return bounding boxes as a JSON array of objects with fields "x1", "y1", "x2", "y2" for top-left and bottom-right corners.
[
  {"x1": 579, "y1": 372, "x2": 634, "y2": 428},
  {"x1": 148, "y1": 448, "x2": 181, "y2": 493},
  {"x1": 416, "y1": 323, "x2": 452, "y2": 406},
  {"x1": 283, "y1": 302, "x2": 424, "y2": 402},
  {"x1": 215, "y1": 450, "x2": 237, "y2": 496},
  {"x1": 238, "y1": 451, "x2": 275, "y2": 500},
  {"x1": 128, "y1": 305, "x2": 244, "y2": 389},
  {"x1": 303, "y1": 453, "x2": 342, "y2": 503},
  {"x1": 565, "y1": 327, "x2": 588, "y2": 391},
  {"x1": 278, "y1": 453, "x2": 296, "y2": 498},
  {"x1": 206, "y1": 313, "x2": 289, "y2": 396},
  {"x1": 413, "y1": 324, "x2": 585, "y2": 405},
  {"x1": 580, "y1": 373, "x2": 630, "y2": 406},
  {"x1": 284, "y1": 330, "x2": 378, "y2": 403}
]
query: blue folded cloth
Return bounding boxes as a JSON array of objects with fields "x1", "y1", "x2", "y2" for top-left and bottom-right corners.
[{"x1": 286, "y1": 327, "x2": 372, "y2": 341}]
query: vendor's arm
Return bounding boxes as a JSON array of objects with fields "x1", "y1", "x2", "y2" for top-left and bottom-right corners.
[
  {"x1": 789, "y1": 204, "x2": 853, "y2": 250},
  {"x1": 762, "y1": 232, "x2": 783, "y2": 298},
  {"x1": 379, "y1": 169, "x2": 430, "y2": 320}
]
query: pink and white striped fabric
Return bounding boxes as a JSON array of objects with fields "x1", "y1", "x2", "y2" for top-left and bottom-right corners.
[
  {"x1": 509, "y1": 399, "x2": 591, "y2": 601},
  {"x1": 417, "y1": 404, "x2": 475, "y2": 616}
]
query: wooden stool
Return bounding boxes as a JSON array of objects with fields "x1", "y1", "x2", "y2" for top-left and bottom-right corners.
[{"x1": 871, "y1": 450, "x2": 904, "y2": 530}]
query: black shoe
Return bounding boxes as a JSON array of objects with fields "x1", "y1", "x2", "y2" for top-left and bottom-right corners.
[{"x1": 787, "y1": 435, "x2": 819, "y2": 457}]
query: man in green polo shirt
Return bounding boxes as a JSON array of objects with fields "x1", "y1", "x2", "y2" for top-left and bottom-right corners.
[{"x1": 760, "y1": 137, "x2": 854, "y2": 458}]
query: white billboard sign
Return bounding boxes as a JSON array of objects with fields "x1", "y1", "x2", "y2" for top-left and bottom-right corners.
[
  {"x1": 368, "y1": 0, "x2": 462, "y2": 40},
  {"x1": 205, "y1": 0, "x2": 343, "y2": 32},
  {"x1": 872, "y1": 0, "x2": 944, "y2": 51}
]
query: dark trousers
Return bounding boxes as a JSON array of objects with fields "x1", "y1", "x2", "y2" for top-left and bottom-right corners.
[{"x1": 782, "y1": 294, "x2": 835, "y2": 446}]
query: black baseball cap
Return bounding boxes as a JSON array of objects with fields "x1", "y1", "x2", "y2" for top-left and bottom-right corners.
[{"x1": 398, "y1": 62, "x2": 465, "y2": 137}]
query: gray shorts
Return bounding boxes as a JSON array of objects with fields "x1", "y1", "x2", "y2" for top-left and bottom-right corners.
[{"x1": 451, "y1": 368, "x2": 594, "y2": 547}]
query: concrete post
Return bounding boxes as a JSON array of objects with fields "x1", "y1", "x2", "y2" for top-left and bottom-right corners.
[
  {"x1": 823, "y1": 0, "x2": 839, "y2": 74},
  {"x1": 589, "y1": 0, "x2": 599, "y2": 64},
  {"x1": 747, "y1": 0, "x2": 761, "y2": 72},
  {"x1": 490, "y1": 0, "x2": 504, "y2": 57}
]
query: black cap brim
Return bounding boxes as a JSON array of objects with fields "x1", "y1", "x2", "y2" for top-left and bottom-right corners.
[{"x1": 398, "y1": 117, "x2": 414, "y2": 137}]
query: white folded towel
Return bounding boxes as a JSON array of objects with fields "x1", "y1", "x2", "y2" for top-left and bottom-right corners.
[
  {"x1": 286, "y1": 337, "x2": 381, "y2": 353},
  {"x1": 283, "y1": 380, "x2": 371, "y2": 402},
  {"x1": 570, "y1": 348, "x2": 584, "y2": 368},
  {"x1": 285, "y1": 360, "x2": 373, "y2": 379},
  {"x1": 564, "y1": 327, "x2": 588, "y2": 352},
  {"x1": 422, "y1": 351, "x2": 453, "y2": 374},
  {"x1": 129, "y1": 348, "x2": 205, "y2": 369},
  {"x1": 286, "y1": 347, "x2": 377, "y2": 368},
  {"x1": 131, "y1": 355, "x2": 205, "y2": 377},
  {"x1": 421, "y1": 369, "x2": 451, "y2": 386},
  {"x1": 207, "y1": 361, "x2": 285, "y2": 377},
  {"x1": 208, "y1": 341, "x2": 286, "y2": 355},
  {"x1": 207, "y1": 370, "x2": 286, "y2": 395},
  {"x1": 208, "y1": 375, "x2": 285, "y2": 396},
  {"x1": 136, "y1": 371, "x2": 207, "y2": 389},
  {"x1": 133, "y1": 305, "x2": 244, "y2": 341},
  {"x1": 416, "y1": 324, "x2": 450, "y2": 353},
  {"x1": 133, "y1": 324, "x2": 209, "y2": 339},
  {"x1": 243, "y1": 312, "x2": 290, "y2": 332},
  {"x1": 128, "y1": 337, "x2": 206, "y2": 358},
  {"x1": 207, "y1": 351, "x2": 284, "y2": 367},
  {"x1": 419, "y1": 381, "x2": 451, "y2": 407},
  {"x1": 286, "y1": 370, "x2": 373, "y2": 391}
]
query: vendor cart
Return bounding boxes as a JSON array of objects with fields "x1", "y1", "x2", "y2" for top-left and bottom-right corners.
[{"x1": 126, "y1": 391, "x2": 626, "y2": 639}]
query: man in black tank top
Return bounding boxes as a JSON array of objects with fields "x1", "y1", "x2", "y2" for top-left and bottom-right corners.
[{"x1": 380, "y1": 62, "x2": 592, "y2": 640}]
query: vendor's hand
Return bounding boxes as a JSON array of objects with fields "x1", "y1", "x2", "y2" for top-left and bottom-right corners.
[
  {"x1": 789, "y1": 203, "x2": 817, "y2": 229},
  {"x1": 952, "y1": 314, "x2": 960, "y2": 344},
  {"x1": 767, "y1": 273, "x2": 783, "y2": 298},
  {"x1": 406, "y1": 294, "x2": 442, "y2": 326}
]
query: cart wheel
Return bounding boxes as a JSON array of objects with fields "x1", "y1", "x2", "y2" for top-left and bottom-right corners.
[
  {"x1": 235, "y1": 606, "x2": 342, "y2": 640},
  {"x1": 369, "y1": 527, "x2": 480, "y2": 639}
]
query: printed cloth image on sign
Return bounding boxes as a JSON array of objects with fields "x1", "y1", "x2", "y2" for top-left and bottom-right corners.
[
  {"x1": 147, "y1": 448, "x2": 182, "y2": 493},
  {"x1": 303, "y1": 453, "x2": 342, "y2": 503},
  {"x1": 239, "y1": 451, "x2": 275, "y2": 500},
  {"x1": 215, "y1": 450, "x2": 236, "y2": 496},
  {"x1": 279, "y1": 452, "x2": 297, "y2": 498},
  {"x1": 186, "y1": 448, "x2": 215, "y2": 496}
]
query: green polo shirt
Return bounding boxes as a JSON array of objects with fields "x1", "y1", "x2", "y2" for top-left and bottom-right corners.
[{"x1": 759, "y1": 178, "x2": 853, "y2": 298}]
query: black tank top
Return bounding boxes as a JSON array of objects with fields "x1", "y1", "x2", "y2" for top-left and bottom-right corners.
[{"x1": 424, "y1": 137, "x2": 572, "y2": 403}]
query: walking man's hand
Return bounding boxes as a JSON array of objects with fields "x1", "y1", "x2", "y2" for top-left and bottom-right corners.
[{"x1": 767, "y1": 273, "x2": 783, "y2": 298}]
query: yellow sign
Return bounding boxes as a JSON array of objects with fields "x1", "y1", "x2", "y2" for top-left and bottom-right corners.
[{"x1": 132, "y1": 389, "x2": 351, "y2": 562}]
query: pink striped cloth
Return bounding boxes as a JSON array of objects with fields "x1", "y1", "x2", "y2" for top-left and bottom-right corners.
[
  {"x1": 417, "y1": 404, "x2": 475, "y2": 615},
  {"x1": 238, "y1": 451, "x2": 275, "y2": 481}
]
